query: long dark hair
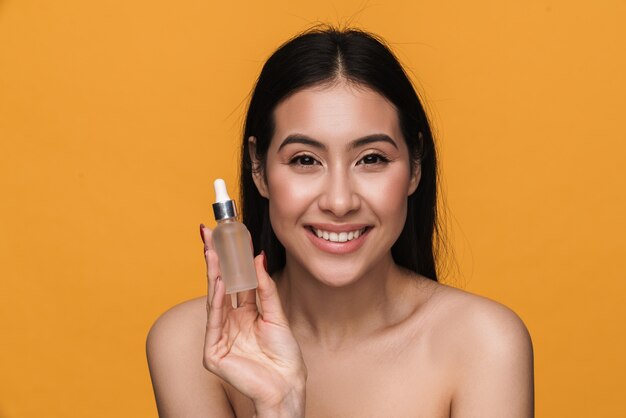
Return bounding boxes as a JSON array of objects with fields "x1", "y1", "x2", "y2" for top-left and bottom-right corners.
[{"x1": 240, "y1": 26, "x2": 442, "y2": 281}]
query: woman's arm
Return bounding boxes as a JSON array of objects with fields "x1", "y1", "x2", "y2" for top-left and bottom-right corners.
[
  {"x1": 450, "y1": 300, "x2": 535, "y2": 417},
  {"x1": 146, "y1": 225, "x2": 306, "y2": 417},
  {"x1": 146, "y1": 298, "x2": 236, "y2": 417}
]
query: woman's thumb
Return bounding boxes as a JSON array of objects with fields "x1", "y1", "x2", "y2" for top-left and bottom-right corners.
[{"x1": 254, "y1": 252, "x2": 288, "y2": 326}]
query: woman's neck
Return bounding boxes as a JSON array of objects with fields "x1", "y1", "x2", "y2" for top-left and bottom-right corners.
[{"x1": 275, "y1": 253, "x2": 421, "y2": 350}]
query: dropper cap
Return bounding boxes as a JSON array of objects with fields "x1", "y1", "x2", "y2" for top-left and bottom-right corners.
[{"x1": 212, "y1": 179, "x2": 237, "y2": 221}]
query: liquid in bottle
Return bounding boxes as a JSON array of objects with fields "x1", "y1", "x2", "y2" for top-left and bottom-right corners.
[{"x1": 211, "y1": 179, "x2": 258, "y2": 294}]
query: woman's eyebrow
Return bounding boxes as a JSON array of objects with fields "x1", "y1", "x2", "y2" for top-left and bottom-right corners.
[
  {"x1": 278, "y1": 134, "x2": 326, "y2": 151},
  {"x1": 350, "y1": 134, "x2": 398, "y2": 150},
  {"x1": 277, "y1": 133, "x2": 398, "y2": 151}
]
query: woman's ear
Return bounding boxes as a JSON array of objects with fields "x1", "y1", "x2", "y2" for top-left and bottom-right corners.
[
  {"x1": 248, "y1": 136, "x2": 269, "y2": 198},
  {"x1": 408, "y1": 163, "x2": 421, "y2": 196}
]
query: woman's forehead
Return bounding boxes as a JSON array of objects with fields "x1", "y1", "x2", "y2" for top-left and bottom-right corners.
[{"x1": 272, "y1": 83, "x2": 402, "y2": 145}]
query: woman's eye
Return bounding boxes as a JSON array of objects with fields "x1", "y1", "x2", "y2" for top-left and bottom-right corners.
[
  {"x1": 290, "y1": 155, "x2": 319, "y2": 166},
  {"x1": 358, "y1": 154, "x2": 390, "y2": 165}
]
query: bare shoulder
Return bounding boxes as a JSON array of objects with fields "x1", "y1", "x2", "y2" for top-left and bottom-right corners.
[
  {"x1": 429, "y1": 283, "x2": 533, "y2": 351},
  {"x1": 146, "y1": 296, "x2": 235, "y2": 418},
  {"x1": 425, "y1": 282, "x2": 535, "y2": 417},
  {"x1": 147, "y1": 295, "x2": 207, "y2": 348}
]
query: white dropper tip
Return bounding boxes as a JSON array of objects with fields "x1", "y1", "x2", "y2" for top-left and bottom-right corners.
[{"x1": 213, "y1": 179, "x2": 231, "y2": 203}]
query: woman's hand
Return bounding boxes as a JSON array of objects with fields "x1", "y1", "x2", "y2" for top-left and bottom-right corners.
[{"x1": 200, "y1": 225, "x2": 307, "y2": 417}]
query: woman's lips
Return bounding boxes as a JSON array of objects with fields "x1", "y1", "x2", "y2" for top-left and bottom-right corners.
[{"x1": 304, "y1": 225, "x2": 371, "y2": 254}]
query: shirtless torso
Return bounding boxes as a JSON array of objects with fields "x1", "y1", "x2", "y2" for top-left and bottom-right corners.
[{"x1": 147, "y1": 274, "x2": 534, "y2": 417}]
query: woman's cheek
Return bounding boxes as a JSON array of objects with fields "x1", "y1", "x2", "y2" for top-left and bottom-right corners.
[
  {"x1": 266, "y1": 168, "x2": 322, "y2": 226},
  {"x1": 362, "y1": 167, "x2": 411, "y2": 206},
  {"x1": 269, "y1": 170, "x2": 319, "y2": 202}
]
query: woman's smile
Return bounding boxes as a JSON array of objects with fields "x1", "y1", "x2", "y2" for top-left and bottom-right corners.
[{"x1": 304, "y1": 223, "x2": 373, "y2": 254}]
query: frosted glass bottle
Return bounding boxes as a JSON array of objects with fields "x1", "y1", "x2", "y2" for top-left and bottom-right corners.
[{"x1": 212, "y1": 179, "x2": 258, "y2": 294}]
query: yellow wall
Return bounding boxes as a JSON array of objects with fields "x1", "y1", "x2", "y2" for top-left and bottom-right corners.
[{"x1": 1, "y1": 1, "x2": 624, "y2": 416}]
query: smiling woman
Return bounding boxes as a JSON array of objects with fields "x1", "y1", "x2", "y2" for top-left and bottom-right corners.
[
  {"x1": 249, "y1": 83, "x2": 419, "y2": 286},
  {"x1": 146, "y1": 26, "x2": 534, "y2": 418}
]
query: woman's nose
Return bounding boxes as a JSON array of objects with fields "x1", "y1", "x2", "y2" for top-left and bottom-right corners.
[{"x1": 317, "y1": 170, "x2": 361, "y2": 217}]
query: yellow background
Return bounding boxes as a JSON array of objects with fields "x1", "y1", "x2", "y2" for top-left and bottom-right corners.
[{"x1": 1, "y1": 0, "x2": 624, "y2": 416}]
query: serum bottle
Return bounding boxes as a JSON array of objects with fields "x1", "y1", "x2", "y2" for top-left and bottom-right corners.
[{"x1": 211, "y1": 178, "x2": 258, "y2": 294}]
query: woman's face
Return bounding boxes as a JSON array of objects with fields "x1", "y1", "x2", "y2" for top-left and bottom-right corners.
[{"x1": 252, "y1": 82, "x2": 420, "y2": 287}]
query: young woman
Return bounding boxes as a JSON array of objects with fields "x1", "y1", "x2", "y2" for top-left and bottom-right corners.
[{"x1": 146, "y1": 27, "x2": 534, "y2": 418}]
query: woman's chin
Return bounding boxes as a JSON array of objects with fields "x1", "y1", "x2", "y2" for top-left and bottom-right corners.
[{"x1": 305, "y1": 265, "x2": 370, "y2": 289}]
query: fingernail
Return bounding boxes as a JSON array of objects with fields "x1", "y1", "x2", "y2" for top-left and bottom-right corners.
[
  {"x1": 200, "y1": 224, "x2": 206, "y2": 244},
  {"x1": 261, "y1": 250, "x2": 268, "y2": 271}
]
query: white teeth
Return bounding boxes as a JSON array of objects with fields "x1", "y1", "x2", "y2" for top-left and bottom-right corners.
[{"x1": 311, "y1": 227, "x2": 366, "y2": 243}]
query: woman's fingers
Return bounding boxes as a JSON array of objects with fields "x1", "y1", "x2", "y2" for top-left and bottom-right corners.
[
  {"x1": 204, "y1": 277, "x2": 227, "y2": 371},
  {"x1": 201, "y1": 225, "x2": 222, "y2": 308},
  {"x1": 255, "y1": 253, "x2": 288, "y2": 326},
  {"x1": 206, "y1": 248, "x2": 221, "y2": 307},
  {"x1": 200, "y1": 224, "x2": 215, "y2": 251}
]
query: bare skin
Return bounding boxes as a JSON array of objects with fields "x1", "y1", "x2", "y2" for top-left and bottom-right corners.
[
  {"x1": 147, "y1": 266, "x2": 533, "y2": 417},
  {"x1": 146, "y1": 82, "x2": 534, "y2": 417}
]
